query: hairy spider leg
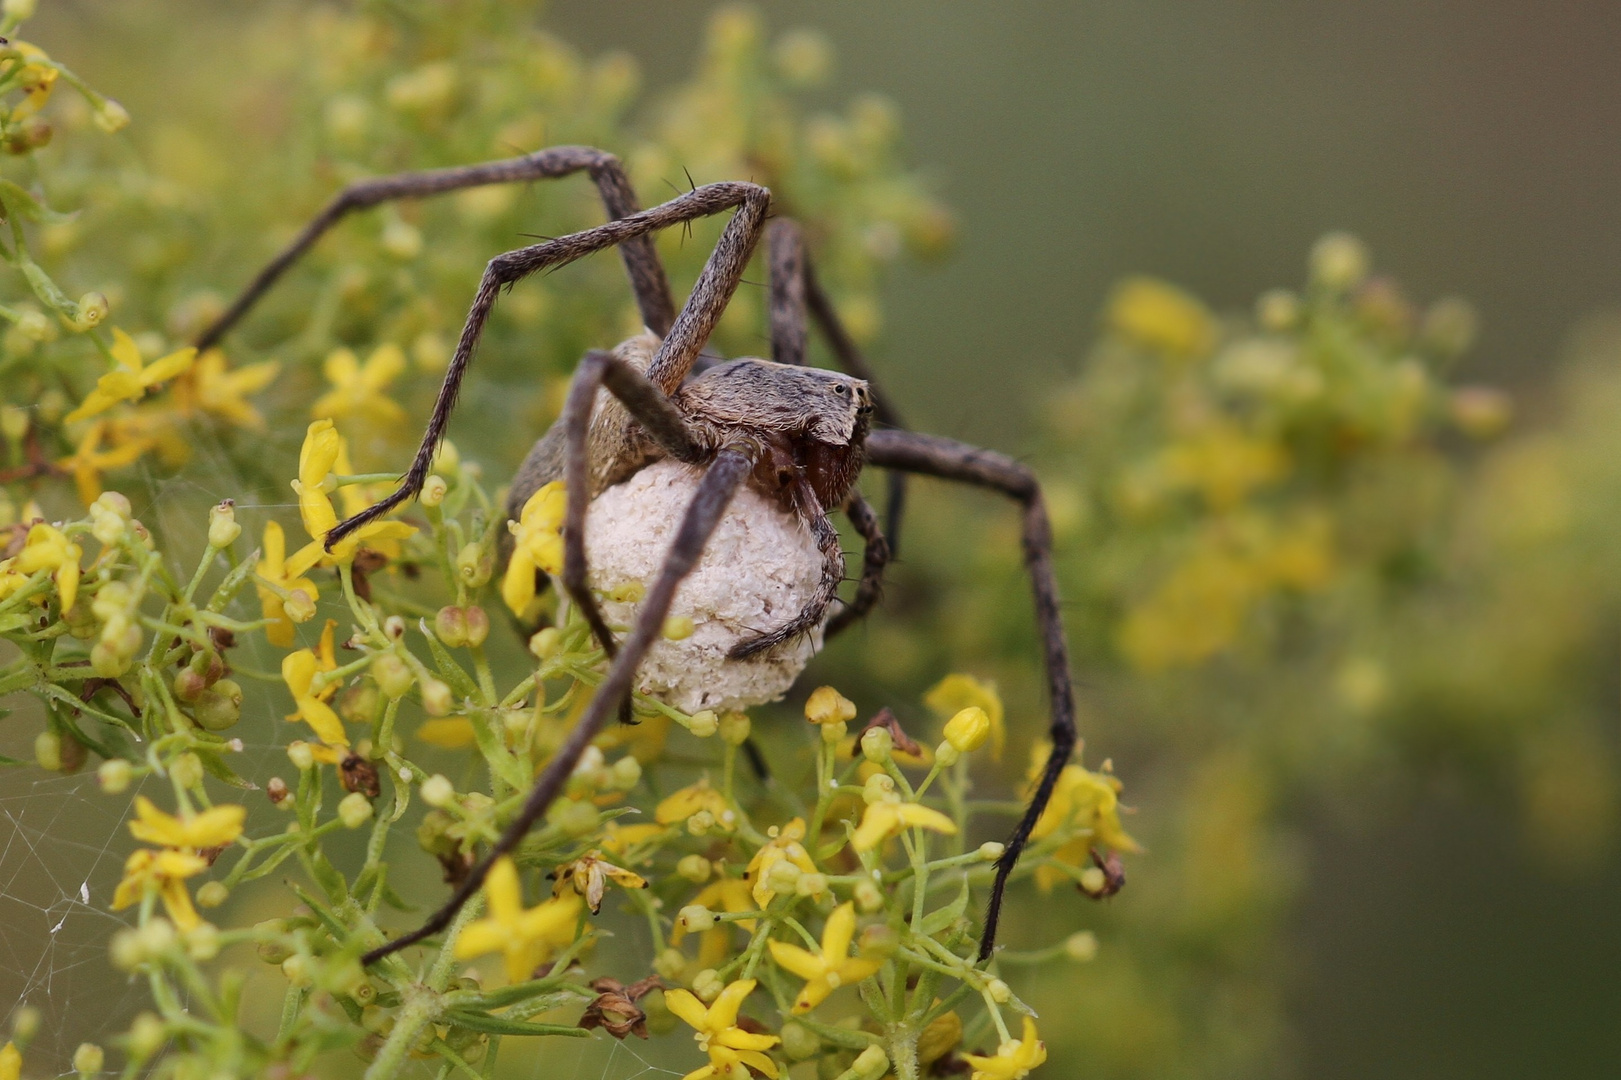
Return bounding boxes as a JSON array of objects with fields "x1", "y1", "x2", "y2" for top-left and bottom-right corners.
[
  {"x1": 823, "y1": 490, "x2": 890, "y2": 637},
  {"x1": 196, "y1": 145, "x2": 676, "y2": 351},
  {"x1": 862, "y1": 428, "x2": 1077, "y2": 961},
  {"x1": 325, "y1": 182, "x2": 771, "y2": 549},
  {"x1": 558, "y1": 348, "x2": 708, "y2": 660},
  {"x1": 361, "y1": 447, "x2": 755, "y2": 968}
]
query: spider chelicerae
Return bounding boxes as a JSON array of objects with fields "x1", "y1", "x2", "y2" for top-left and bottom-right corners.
[{"x1": 196, "y1": 145, "x2": 1082, "y2": 968}]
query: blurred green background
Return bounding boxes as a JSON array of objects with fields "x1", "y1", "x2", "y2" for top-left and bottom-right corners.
[{"x1": 6, "y1": 2, "x2": 1621, "y2": 1077}]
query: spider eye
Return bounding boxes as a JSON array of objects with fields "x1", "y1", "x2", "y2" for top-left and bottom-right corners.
[{"x1": 833, "y1": 384, "x2": 848, "y2": 395}]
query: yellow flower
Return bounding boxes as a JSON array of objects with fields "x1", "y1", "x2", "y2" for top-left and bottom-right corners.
[
  {"x1": 925, "y1": 674, "x2": 1005, "y2": 759},
  {"x1": 65, "y1": 328, "x2": 197, "y2": 424},
  {"x1": 1107, "y1": 276, "x2": 1216, "y2": 359},
  {"x1": 664, "y1": 978, "x2": 780, "y2": 1080},
  {"x1": 962, "y1": 1017, "x2": 1047, "y2": 1080},
  {"x1": 744, "y1": 817, "x2": 819, "y2": 907},
  {"x1": 284, "y1": 420, "x2": 415, "y2": 574},
  {"x1": 416, "y1": 717, "x2": 477, "y2": 748},
  {"x1": 57, "y1": 420, "x2": 153, "y2": 507},
  {"x1": 12, "y1": 42, "x2": 59, "y2": 116},
  {"x1": 553, "y1": 850, "x2": 648, "y2": 913},
  {"x1": 15, "y1": 523, "x2": 83, "y2": 612},
  {"x1": 671, "y1": 876, "x2": 755, "y2": 946},
  {"x1": 312, "y1": 343, "x2": 407, "y2": 425},
  {"x1": 453, "y1": 856, "x2": 585, "y2": 983},
  {"x1": 766, "y1": 902, "x2": 882, "y2": 1013},
  {"x1": 1029, "y1": 753, "x2": 1141, "y2": 892},
  {"x1": 174, "y1": 348, "x2": 280, "y2": 430},
  {"x1": 1160, "y1": 424, "x2": 1287, "y2": 510},
  {"x1": 655, "y1": 777, "x2": 735, "y2": 831},
  {"x1": 255, "y1": 521, "x2": 320, "y2": 648},
  {"x1": 128, "y1": 795, "x2": 246, "y2": 850},
  {"x1": 850, "y1": 799, "x2": 957, "y2": 853},
  {"x1": 0, "y1": 1040, "x2": 17, "y2": 1080},
  {"x1": 599, "y1": 821, "x2": 666, "y2": 858},
  {"x1": 804, "y1": 685, "x2": 857, "y2": 725},
  {"x1": 501, "y1": 481, "x2": 567, "y2": 617},
  {"x1": 281, "y1": 648, "x2": 347, "y2": 747},
  {"x1": 112, "y1": 848, "x2": 211, "y2": 931}
]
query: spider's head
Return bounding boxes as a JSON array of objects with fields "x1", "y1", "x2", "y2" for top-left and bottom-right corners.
[{"x1": 681, "y1": 358, "x2": 872, "y2": 446}]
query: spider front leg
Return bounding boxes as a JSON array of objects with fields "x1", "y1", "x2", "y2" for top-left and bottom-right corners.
[
  {"x1": 362, "y1": 446, "x2": 755, "y2": 967},
  {"x1": 863, "y1": 428, "x2": 1077, "y2": 961},
  {"x1": 195, "y1": 145, "x2": 675, "y2": 350},
  {"x1": 324, "y1": 181, "x2": 771, "y2": 550}
]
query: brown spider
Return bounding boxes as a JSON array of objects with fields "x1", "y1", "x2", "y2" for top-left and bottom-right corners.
[{"x1": 197, "y1": 146, "x2": 1079, "y2": 967}]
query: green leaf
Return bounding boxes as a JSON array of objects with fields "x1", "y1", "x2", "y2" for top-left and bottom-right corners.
[
  {"x1": 418, "y1": 620, "x2": 482, "y2": 701},
  {"x1": 441, "y1": 1011, "x2": 589, "y2": 1038},
  {"x1": 917, "y1": 874, "x2": 972, "y2": 938},
  {"x1": 196, "y1": 747, "x2": 257, "y2": 790}
]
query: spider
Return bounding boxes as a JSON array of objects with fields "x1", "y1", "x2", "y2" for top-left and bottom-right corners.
[{"x1": 196, "y1": 146, "x2": 1079, "y2": 967}]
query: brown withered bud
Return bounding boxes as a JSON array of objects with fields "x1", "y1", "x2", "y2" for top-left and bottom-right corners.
[
  {"x1": 438, "y1": 850, "x2": 476, "y2": 886},
  {"x1": 857, "y1": 707, "x2": 922, "y2": 758},
  {"x1": 340, "y1": 754, "x2": 381, "y2": 799},
  {"x1": 196, "y1": 845, "x2": 228, "y2": 867},
  {"x1": 578, "y1": 975, "x2": 663, "y2": 1040},
  {"x1": 349, "y1": 548, "x2": 389, "y2": 602},
  {"x1": 554, "y1": 851, "x2": 648, "y2": 914},
  {"x1": 1080, "y1": 847, "x2": 1127, "y2": 900},
  {"x1": 208, "y1": 626, "x2": 236, "y2": 652},
  {"x1": 266, "y1": 776, "x2": 290, "y2": 805}
]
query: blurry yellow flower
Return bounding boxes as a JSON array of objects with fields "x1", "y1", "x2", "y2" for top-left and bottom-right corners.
[
  {"x1": 1160, "y1": 424, "x2": 1287, "y2": 510},
  {"x1": 0, "y1": 1040, "x2": 17, "y2": 1080},
  {"x1": 1107, "y1": 276, "x2": 1215, "y2": 359},
  {"x1": 12, "y1": 42, "x2": 59, "y2": 116},
  {"x1": 312, "y1": 343, "x2": 406, "y2": 425},
  {"x1": 416, "y1": 717, "x2": 476, "y2": 748},
  {"x1": 453, "y1": 856, "x2": 584, "y2": 983},
  {"x1": 128, "y1": 796, "x2": 245, "y2": 850},
  {"x1": 664, "y1": 978, "x2": 780, "y2": 1080},
  {"x1": 285, "y1": 420, "x2": 415, "y2": 574},
  {"x1": 745, "y1": 817, "x2": 818, "y2": 907},
  {"x1": 962, "y1": 1017, "x2": 1047, "y2": 1080},
  {"x1": 65, "y1": 328, "x2": 197, "y2": 424},
  {"x1": 15, "y1": 522, "x2": 82, "y2": 612},
  {"x1": 918, "y1": 1009, "x2": 964, "y2": 1065},
  {"x1": 671, "y1": 876, "x2": 755, "y2": 947},
  {"x1": 767, "y1": 902, "x2": 881, "y2": 1013},
  {"x1": 850, "y1": 799, "x2": 957, "y2": 853},
  {"x1": 655, "y1": 777, "x2": 734, "y2": 831},
  {"x1": 57, "y1": 420, "x2": 153, "y2": 507},
  {"x1": 925, "y1": 674, "x2": 1005, "y2": 759},
  {"x1": 281, "y1": 648, "x2": 347, "y2": 747},
  {"x1": 1029, "y1": 751, "x2": 1141, "y2": 892},
  {"x1": 175, "y1": 348, "x2": 280, "y2": 430},
  {"x1": 599, "y1": 821, "x2": 666, "y2": 858},
  {"x1": 112, "y1": 848, "x2": 209, "y2": 932},
  {"x1": 255, "y1": 521, "x2": 319, "y2": 648},
  {"x1": 501, "y1": 481, "x2": 566, "y2": 617},
  {"x1": 553, "y1": 850, "x2": 648, "y2": 913}
]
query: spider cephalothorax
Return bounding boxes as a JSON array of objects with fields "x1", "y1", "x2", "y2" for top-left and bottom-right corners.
[{"x1": 197, "y1": 146, "x2": 1080, "y2": 969}]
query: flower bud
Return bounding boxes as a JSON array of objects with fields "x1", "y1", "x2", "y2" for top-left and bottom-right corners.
[
  {"x1": 986, "y1": 977, "x2": 1012, "y2": 1004},
  {"x1": 4, "y1": 0, "x2": 40, "y2": 22},
  {"x1": 795, "y1": 871, "x2": 827, "y2": 898},
  {"x1": 780, "y1": 1021, "x2": 820, "y2": 1061},
  {"x1": 92, "y1": 98, "x2": 132, "y2": 134},
  {"x1": 73, "y1": 1042, "x2": 104, "y2": 1075},
  {"x1": 281, "y1": 953, "x2": 313, "y2": 986},
  {"x1": 677, "y1": 905, "x2": 716, "y2": 934},
  {"x1": 942, "y1": 706, "x2": 991, "y2": 754},
  {"x1": 463, "y1": 605, "x2": 489, "y2": 647},
  {"x1": 173, "y1": 667, "x2": 207, "y2": 704},
  {"x1": 283, "y1": 588, "x2": 316, "y2": 624},
  {"x1": 860, "y1": 725, "x2": 892, "y2": 763},
  {"x1": 207, "y1": 501, "x2": 241, "y2": 547},
  {"x1": 662, "y1": 615, "x2": 694, "y2": 640},
  {"x1": 1079, "y1": 866, "x2": 1107, "y2": 895},
  {"x1": 420, "y1": 678, "x2": 453, "y2": 716},
  {"x1": 804, "y1": 686, "x2": 857, "y2": 725},
  {"x1": 137, "y1": 917, "x2": 176, "y2": 959},
  {"x1": 98, "y1": 758, "x2": 132, "y2": 793},
  {"x1": 528, "y1": 627, "x2": 561, "y2": 660},
  {"x1": 766, "y1": 859, "x2": 801, "y2": 894},
  {"x1": 653, "y1": 949, "x2": 687, "y2": 982},
  {"x1": 551, "y1": 798, "x2": 599, "y2": 837},
  {"x1": 72, "y1": 291, "x2": 109, "y2": 331},
  {"x1": 372, "y1": 653, "x2": 413, "y2": 699},
  {"x1": 185, "y1": 922, "x2": 220, "y2": 961},
  {"x1": 691, "y1": 969, "x2": 726, "y2": 1003},
  {"x1": 338, "y1": 791, "x2": 374, "y2": 829},
  {"x1": 193, "y1": 680, "x2": 243, "y2": 731},
  {"x1": 718, "y1": 711, "x2": 751, "y2": 746},
  {"x1": 861, "y1": 773, "x2": 895, "y2": 805},
  {"x1": 1309, "y1": 231, "x2": 1369, "y2": 291},
  {"x1": 286, "y1": 741, "x2": 316, "y2": 771},
  {"x1": 434, "y1": 605, "x2": 468, "y2": 648},
  {"x1": 196, "y1": 881, "x2": 229, "y2": 909},
  {"x1": 34, "y1": 730, "x2": 61, "y2": 771},
  {"x1": 676, "y1": 855, "x2": 712, "y2": 883},
  {"x1": 420, "y1": 774, "x2": 455, "y2": 808},
  {"x1": 686, "y1": 810, "x2": 715, "y2": 837},
  {"x1": 853, "y1": 878, "x2": 883, "y2": 913},
  {"x1": 170, "y1": 752, "x2": 204, "y2": 790},
  {"x1": 420, "y1": 474, "x2": 448, "y2": 508},
  {"x1": 685, "y1": 709, "x2": 718, "y2": 738},
  {"x1": 978, "y1": 841, "x2": 1006, "y2": 862},
  {"x1": 266, "y1": 776, "x2": 290, "y2": 807},
  {"x1": 609, "y1": 755, "x2": 642, "y2": 790},
  {"x1": 1065, "y1": 930, "x2": 1099, "y2": 962},
  {"x1": 858, "y1": 923, "x2": 899, "y2": 959},
  {"x1": 383, "y1": 615, "x2": 406, "y2": 640},
  {"x1": 851, "y1": 1045, "x2": 890, "y2": 1080},
  {"x1": 455, "y1": 542, "x2": 493, "y2": 588}
]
